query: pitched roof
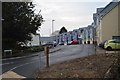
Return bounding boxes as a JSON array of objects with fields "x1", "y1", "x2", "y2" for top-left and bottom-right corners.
[{"x1": 100, "y1": 2, "x2": 119, "y2": 18}]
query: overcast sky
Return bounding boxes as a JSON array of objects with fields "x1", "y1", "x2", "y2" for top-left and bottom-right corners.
[{"x1": 33, "y1": 0, "x2": 112, "y2": 37}]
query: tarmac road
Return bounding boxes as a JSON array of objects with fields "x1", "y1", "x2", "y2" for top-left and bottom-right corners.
[{"x1": 1, "y1": 44, "x2": 95, "y2": 78}]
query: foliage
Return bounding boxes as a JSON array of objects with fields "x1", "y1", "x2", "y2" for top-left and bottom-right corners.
[
  {"x1": 2, "y1": 46, "x2": 44, "y2": 58},
  {"x1": 2, "y1": 2, "x2": 44, "y2": 50},
  {"x1": 25, "y1": 46, "x2": 44, "y2": 53},
  {"x1": 59, "y1": 26, "x2": 67, "y2": 34}
]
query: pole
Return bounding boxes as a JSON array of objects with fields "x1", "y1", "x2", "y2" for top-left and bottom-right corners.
[
  {"x1": 52, "y1": 20, "x2": 55, "y2": 34},
  {"x1": 44, "y1": 46, "x2": 49, "y2": 67},
  {"x1": 39, "y1": 34, "x2": 41, "y2": 46}
]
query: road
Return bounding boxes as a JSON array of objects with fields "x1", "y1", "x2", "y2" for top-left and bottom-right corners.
[{"x1": 1, "y1": 44, "x2": 95, "y2": 78}]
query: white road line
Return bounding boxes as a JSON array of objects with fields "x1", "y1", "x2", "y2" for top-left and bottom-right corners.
[
  {"x1": 1, "y1": 60, "x2": 41, "y2": 75},
  {"x1": 8, "y1": 58, "x2": 44, "y2": 71},
  {"x1": 0, "y1": 62, "x2": 14, "y2": 66},
  {"x1": 2, "y1": 55, "x2": 45, "y2": 74},
  {"x1": 2, "y1": 54, "x2": 39, "y2": 61},
  {"x1": 9, "y1": 61, "x2": 38, "y2": 71}
]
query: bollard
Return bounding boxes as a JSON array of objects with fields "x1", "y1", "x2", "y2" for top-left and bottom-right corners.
[{"x1": 44, "y1": 46, "x2": 49, "y2": 67}]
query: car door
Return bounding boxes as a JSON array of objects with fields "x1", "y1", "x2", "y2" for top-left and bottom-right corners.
[
  {"x1": 109, "y1": 41, "x2": 116, "y2": 49},
  {"x1": 114, "y1": 40, "x2": 120, "y2": 49},
  {"x1": 116, "y1": 40, "x2": 120, "y2": 49}
]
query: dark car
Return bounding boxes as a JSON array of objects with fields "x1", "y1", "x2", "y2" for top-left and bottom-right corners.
[
  {"x1": 53, "y1": 41, "x2": 57, "y2": 47},
  {"x1": 98, "y1": 40, "x2": 107, "y2": 49},
  {"x1": 67, "y1": 41, "x2": 72, "y2": 45},
  {"x1": 46, "y1": 41, "x2": 58, "y2": 47},
  {"x1": 59, "y1": 42, "x2": 64, "y2": 45}
]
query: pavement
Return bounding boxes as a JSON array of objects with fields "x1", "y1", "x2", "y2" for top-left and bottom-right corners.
[{"x1": 1, "y1": 71, "x2": 26, "y2": 78}]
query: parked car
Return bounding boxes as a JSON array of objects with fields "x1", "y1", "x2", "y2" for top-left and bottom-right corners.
[
  {"x1": 42, "y1": 42, "x2": 53, "y2": 48},
  {"x1": 98, "y1": 40, "x2": 107, "y2": 49},
  {"x1": 67, "y1": 41, "x2": 72, "y2": 45},
  {"x1": 71, "y1": 40, "x2": 79, "y2": 44},
  {"x1": 59, "y1": 42, "x2": 64, "y2": 45},
  {"x1": 104, "y1": 39, "x2": 120, "y2": 50},
  {"x1": 53, "y1": 41, "x2": 57, "y2": 47}
]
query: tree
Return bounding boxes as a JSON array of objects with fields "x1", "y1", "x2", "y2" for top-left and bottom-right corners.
[
  {"x1": 59, "y1": 26, "x2": 67, "y2": 34},
  {"x1": 2, "y1": 2, "x2": 44, "y2": 50}
]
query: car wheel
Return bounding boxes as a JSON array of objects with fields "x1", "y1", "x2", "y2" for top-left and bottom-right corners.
[{"x1": 107, "y1": 46, "x2": 112, "y2": 51}]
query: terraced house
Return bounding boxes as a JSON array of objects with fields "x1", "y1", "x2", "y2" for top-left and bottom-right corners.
[
  {"x1": 51, "y1": 1, "x2": 120, "y2": 45},
  {"x1": 93, "y1": 8, "x2": 104, "y2": 44},
  {"x1": 95, "y1": 1, "x2": 120, "y2": 44}
]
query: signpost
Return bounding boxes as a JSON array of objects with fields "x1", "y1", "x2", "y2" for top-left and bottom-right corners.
[{"x1": 4, "y1": 50, "x2": 12, "y2": 57}]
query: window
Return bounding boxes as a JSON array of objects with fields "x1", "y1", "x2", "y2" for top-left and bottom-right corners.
[
  {"x1": 109, "y1": 41, "x2": 115, "y2": 43},
  {"x1": 115, "y1": 40, "x2": 120, "y2": 43}
]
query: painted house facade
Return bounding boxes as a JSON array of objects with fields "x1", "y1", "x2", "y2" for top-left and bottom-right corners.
[
  {"x1": 100, "y1": 2, "x2": 120, "y2": 42},
  {"x1": 51, "y1": 2, "x2": 120, "y2": 45},
  {"x1": 94, "y1": 1, "x2": 120, "y2": 44},
  {"x1": 27, "y1": 34, "x2": 40, "y2": 46}
]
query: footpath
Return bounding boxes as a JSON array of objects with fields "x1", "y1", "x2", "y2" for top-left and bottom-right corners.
[{"x1": 34, "y1": 48, "x2": 119, "y2": 78}]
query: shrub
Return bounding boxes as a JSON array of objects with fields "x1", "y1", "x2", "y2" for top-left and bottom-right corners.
[{"x1": 25, "y1": 46, "x2": 44, "y2": 53}]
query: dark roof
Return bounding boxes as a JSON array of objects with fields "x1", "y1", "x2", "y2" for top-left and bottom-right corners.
[{"x1": 100, "y1": 2, "x2": 119, "y2": 18}]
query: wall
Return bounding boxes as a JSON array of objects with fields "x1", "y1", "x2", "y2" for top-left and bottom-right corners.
[
  {"x1": 101, "y1": 4, "x2": 119, "y2": 42},
  {"x1": 27, "y1": 34, "x2": 40, "y2": 46},
  {"x1": 40, "y1": 37, "x2": 53, "y2": 45}
]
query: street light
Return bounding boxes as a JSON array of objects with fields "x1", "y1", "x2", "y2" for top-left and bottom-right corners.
[{"x1": 52, "y1": 20, "x2": 55, "y2": 34}]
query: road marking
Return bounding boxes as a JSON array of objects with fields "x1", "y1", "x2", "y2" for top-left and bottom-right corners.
[
  {"x1": 2, "y1": 54, "x2": 39, "y2": 61},
  {"x1": 1, "y1": 60, "x2": 42, "y2": 78},
  {"x1": 2, "y1": 55, "x2": 45, "y2": 75},
  {"x1": 8, "y1": 60, "x2": 41, "y2": 71},
  {"x1": 1, "y1": 71, "x2": 26, "y2": 78},
  {"x1": 0, "y1": 62, "x2": 14, "y2": 66}
]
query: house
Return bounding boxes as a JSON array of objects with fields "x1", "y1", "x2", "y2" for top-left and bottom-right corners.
[
  {"x1": 78, "y1": 28, "x2": 84, "y2": 44},
  {"x1": 72, "y1": 29, "x2": 78, "y2": 41},
  {"x1": 88, "y1": 25, "x2": 95, "y2": 44},
  {"x1": 81, "y1": 27, "x2": 87, "y2": 44},
  {"x1": 100, "y1": 2, "x2": 120, "y2": 42},
  {"x1": 95, "y1": 1, "x2": 120, "y2": 44},
  {"x1": 67, "y1": 31, "x2": 73, "y2": 43},
  {"x1": 40, "y1": 37, "x2": 53, "y2": 45},
  {"x1": 94, "y1": 8, "x2": 104, "y2": 44},
  {"x1": 27, "y1": 34, "x2": 40, "y2": 46},
  {"x1": 51, "y1": 30, "x2": 60, "y2": 36}
]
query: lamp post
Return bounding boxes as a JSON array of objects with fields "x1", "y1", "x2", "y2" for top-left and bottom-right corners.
[
  {"x1": 52, "y1": 20, "x2": 55, "y2": 34},
  {"x1": 39, "y1": 33, "x2": 41, "y2": 46}
]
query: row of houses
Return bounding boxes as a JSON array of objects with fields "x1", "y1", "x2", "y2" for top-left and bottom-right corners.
[
  {"x1": 51, "y1": 24, "x2": 96, "y2": 44},
  {"x1": 28, "y1": 1, "x2": 120, "y2": 46},
  {"x1": 51, "y1": 1, "x2": 120, "y2": 45}
]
